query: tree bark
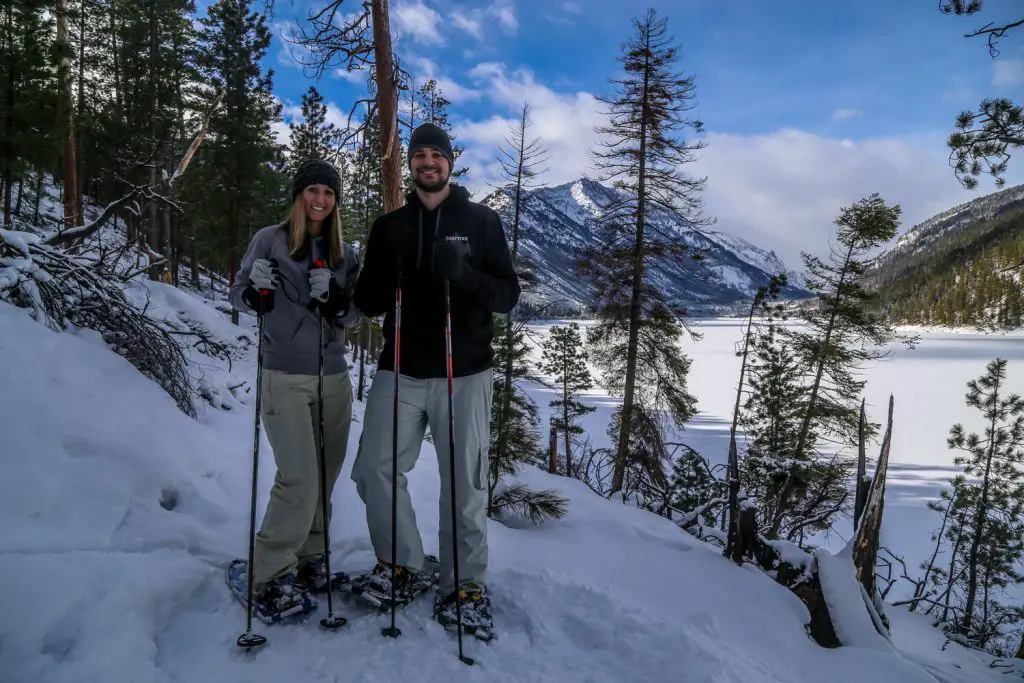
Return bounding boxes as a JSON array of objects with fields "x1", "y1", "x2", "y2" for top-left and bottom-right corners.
[
  {"x1": 76, "y1": 0, "x2": 86, "y2": 223},
  {"x1": 147, "y1": 0, "x2": 161, "y2": 280},
  {"x1": 371, "y1": 0, "x2": 402, "y2": 214},
  {"x1": 1, "y1": 0, "x2": 11, "y2": 228},
  {"x1": 57, "y1": 0, "x2": 79, "y2": 231}
]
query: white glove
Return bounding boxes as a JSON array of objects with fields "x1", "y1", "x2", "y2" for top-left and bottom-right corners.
[
  {"x1": 249, "y1": 258, "x2": 277, "y2": 290},
  {"x1": 308, "y1": 267, "x2": 333, "y2": 302}
]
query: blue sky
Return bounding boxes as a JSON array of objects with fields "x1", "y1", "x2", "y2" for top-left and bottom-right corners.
[{"x1": 201, "y1": 0, "x2": 1024, "y2": 266}]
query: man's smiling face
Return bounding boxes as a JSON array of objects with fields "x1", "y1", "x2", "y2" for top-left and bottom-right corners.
[{"x1": 410, "y1": 148, "x2": 450, "y2": 193}]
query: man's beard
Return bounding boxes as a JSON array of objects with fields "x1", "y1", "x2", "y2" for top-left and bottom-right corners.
[{"x1": 413, "y1": 168, "x2": 448, "y2": 193}]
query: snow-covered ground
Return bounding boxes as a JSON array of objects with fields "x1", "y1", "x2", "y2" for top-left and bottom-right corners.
[{"x1": 1, "y1": 283, "x2": 1021, "y2": 682}]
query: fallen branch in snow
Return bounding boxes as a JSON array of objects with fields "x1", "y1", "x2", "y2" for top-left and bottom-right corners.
[
  {"x1": 1, "y1": 227, "x2": 196, "y2": 418},
  {"x1": 41, "y1": 180, "x2": 176, "y2": 250}
]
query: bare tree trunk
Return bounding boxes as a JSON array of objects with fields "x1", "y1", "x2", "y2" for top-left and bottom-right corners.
[
  {"x1": 3, "y1": 0, "x2": 15, "y2": 228},
  {"x1": 57, "y1": 0, "x2": 79, "y2": 231},
  {"x1": 109, "y1": 6, "x2": 122, "y2": 116},
  {"x1": 33, "y1": 170, "x2": 43, "y2": 223},
  {"x1": 76, "y1": 0, "x2": 86, "y2": 224},
  {"x1": 725, "y1": 294, "x2": 761, "y2": 562},
  {"x1": 228, "y1": 193, "x2": 239, "y2": 324},
  {"x1": 147, "y1": 0, "x2": 161, "y2": 279},
  {"x1": 371, "y1": 0, "x2": 402, "y2": 214},
  {"x1": 189, "y1": 231, "x2": 200, "y2": 290},
  {"x1": 495, "y1": 129, "x2": 525, "y2": 471},
  {"x1": 962, "y1": 380, "x2": 1001, "y2": 634}
]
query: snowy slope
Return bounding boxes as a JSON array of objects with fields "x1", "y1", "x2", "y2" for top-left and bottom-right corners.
[{"x1": 0, "y1": 290, "x2": 1014, "y2": 682}]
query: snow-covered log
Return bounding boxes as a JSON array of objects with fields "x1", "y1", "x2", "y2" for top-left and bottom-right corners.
[{"x1": 816, "y1": 543, "x2": 895, "y2": 652}]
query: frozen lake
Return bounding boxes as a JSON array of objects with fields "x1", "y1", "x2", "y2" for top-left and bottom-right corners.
[{"x1": 522, "y1": 317, "x2": 1024, "y2": 601}]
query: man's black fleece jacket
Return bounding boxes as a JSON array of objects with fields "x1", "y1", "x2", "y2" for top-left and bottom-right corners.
[{"x1": 353, "y1": 184, "x2": 521, "y2": 379}]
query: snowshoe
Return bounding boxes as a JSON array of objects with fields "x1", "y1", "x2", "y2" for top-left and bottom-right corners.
[
  {"x1": 225, "y1": 560, "x2": 317, "y2": 625},
  {"x1": 295, "y1": 554, "x2": 350, "y2": 594},
  {"x1": 434, "y1": 582, "x2": 494, "y2": 642},
  {"x1": 342, "y1": 555, "x2": 440, "y2": 612}
]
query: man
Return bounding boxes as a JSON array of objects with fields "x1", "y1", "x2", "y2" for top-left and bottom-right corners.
[{"x1": 350, "y1": 122, "x2": 520, "y2": 633}]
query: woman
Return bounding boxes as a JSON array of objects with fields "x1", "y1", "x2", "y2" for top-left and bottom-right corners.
[{"x1": 229, "y1": 159, "x2": 361, "y2": 615}]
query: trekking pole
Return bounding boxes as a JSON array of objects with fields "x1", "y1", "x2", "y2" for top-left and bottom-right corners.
[
  {"x1": 310, "y1": 259, "x2": 346, "y2": 630},
  {"x1": 444, "y1": 279, "x2": 474, "y2": 666},
  {"x1": 237, "y1": 289, "x2": 270, "y2": 650},
  {"x1": 382, "y1": 269, "x2": 403, "y2": 639}
]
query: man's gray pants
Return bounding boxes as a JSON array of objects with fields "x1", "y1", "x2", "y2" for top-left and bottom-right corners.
[{"x1": 351, "y1": 368, "x2": 491, "y2": 595}]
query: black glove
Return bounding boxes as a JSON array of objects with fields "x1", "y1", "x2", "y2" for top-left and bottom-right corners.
[
  {"x1": 319, "y1": 278, "x2": 349, "y2": 317},
  {"x1": 306, "y1": 262, "x2": 350, "y2": 317},
  {"x1": 434, "y1": 239, "x2": 470, "y2": 281},
  {"x1": 243, "y1": 285, "x2": 275, "y2": 315}
]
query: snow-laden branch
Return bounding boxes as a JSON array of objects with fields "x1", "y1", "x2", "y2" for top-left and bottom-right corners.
[{"x1": 1, "y1": 229, "x2": 196, "y2": 417}]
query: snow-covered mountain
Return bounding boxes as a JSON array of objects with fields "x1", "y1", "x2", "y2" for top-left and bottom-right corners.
[
  {"x1": 478, "y1": 177, "x2": 808, "y2": 314},
  {"x1": 867, "y1": 182, "x2": 1024, "y2": 273}
]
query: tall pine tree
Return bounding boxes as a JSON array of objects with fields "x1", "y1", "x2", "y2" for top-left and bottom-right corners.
[
  {"x1": 580, "y1": 8, "x2": 708, "y2": 497},
  {"x1": 765, "y1": 193, "x2": 913, "y2": 538},
  {"x1": 945, "y1": 358, "x2": 1024, "y2": 643}
]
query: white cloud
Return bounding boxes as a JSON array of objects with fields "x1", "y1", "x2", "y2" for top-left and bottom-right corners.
[
  {"x1": 406, "y1": 56, "x2": 483, "y2": 103},
  {"x1": 452, "y1": 64, "x2": 1022, "y2": 270},
  {"x1": 333, "y1": 66, "x2": 371, "y2": 85},
  {"x1": 992, "y1": 57, "x2": 1024, "y2": 88},
  {"x1": 451, "y1": 11, "x2": 483, "y2": 39},
  {"x1": 492, "y1": 4, "x2": 517, "y2": 33},
  {"x1": 447, "y1": 2, "x2": 518, "y2": 40},
  {"x1": 273, "y1": 21, "x2": 307, "y2": 70},
  {"x1": 689, "y1": 129, "x2": 1005, "y2": 269},
  {"x1": 831, "y1": 108, "x2": 862, "y2": 122},
  {"x1": 393, "y1": 0, "x2": 444, "y2": 45}
]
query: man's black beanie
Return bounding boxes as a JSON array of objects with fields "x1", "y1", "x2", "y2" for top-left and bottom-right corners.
[
  {"x1": 292, "y1": 159, "x2": 342, "y2": 201},
  {"x1": 408, "y1": 122, "x2": 454, "y2": 169}
]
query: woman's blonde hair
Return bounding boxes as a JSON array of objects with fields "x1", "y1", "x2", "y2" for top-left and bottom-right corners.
[{"x1": 283, "y1": 193, "x2": 345, "y2": 268}]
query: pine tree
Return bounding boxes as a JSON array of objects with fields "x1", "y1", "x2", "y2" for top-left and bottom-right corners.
[
  {"x1": 580, "y1": 8, "x2": 708, "y2": 497},
  {"x1": 287, "y1": 85, "x2": 340, "y2": 173},
  {"x1": 940, "y1": 2, "x2": 1023, "y2": 188},
  {"x1": 193, "y1": 0, "x2": 283, "y2": 319},
  {"x1": 766, "y1": 193, "x2": 913, "y2": 538},
  {"x1": 487, "y1": 316, "x2": 568, "y2": 524},
  {"x1": 539, "y1": 322, "x2": 596, "y2": 477},
  {"x1": 1, "y1": 0, "x2": 58, "y2": 228},
  {"x1": 945, "y1": 358, "x2": 1024, "y2": 643},
  {"x1": 740, "y1": 293, "x2": 819, "y2": 537}
]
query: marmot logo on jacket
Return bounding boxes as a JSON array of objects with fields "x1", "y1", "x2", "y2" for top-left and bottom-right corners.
[{"x1": 445, "y1": 234, "x2": 468, "y2": 242}]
